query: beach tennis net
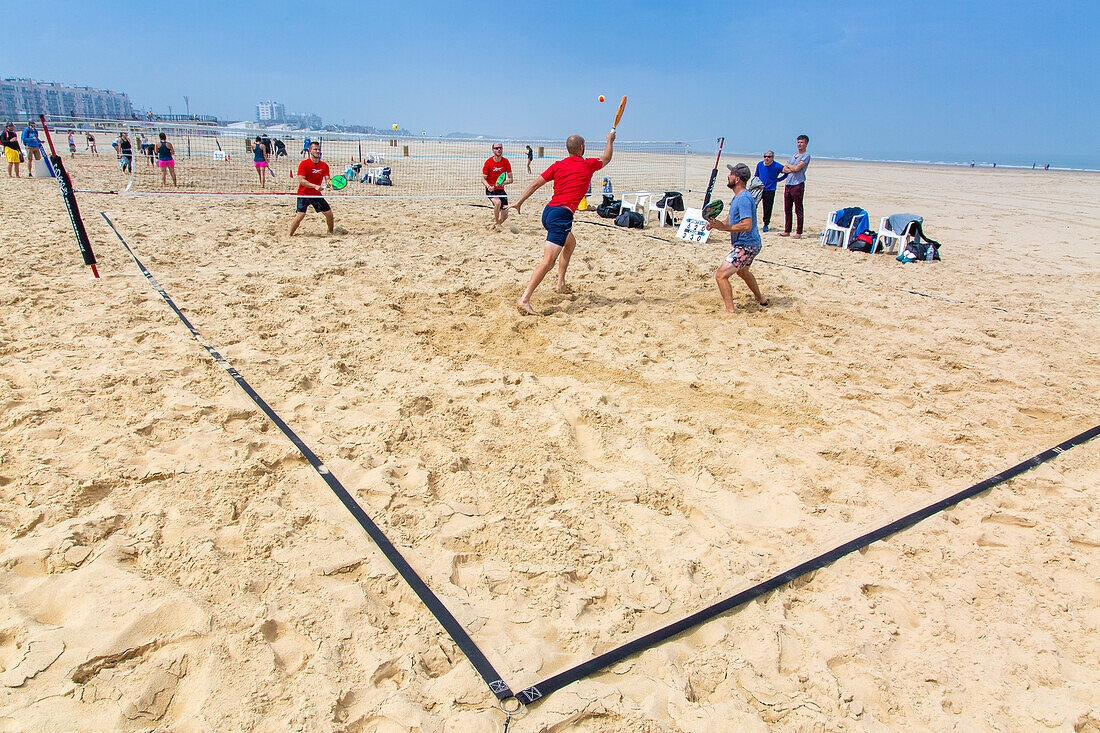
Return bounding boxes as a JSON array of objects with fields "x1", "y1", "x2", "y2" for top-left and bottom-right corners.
[{"x1": 52, "y1": 118, "x2": 692, "y2": 199}]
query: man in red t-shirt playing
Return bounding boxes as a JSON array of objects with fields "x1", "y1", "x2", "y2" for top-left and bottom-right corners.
[
  {"x1": 289, "y1": 141, "x2": 334, "y2": 236},
  {"x1": 482, "y1": 143, "x2": 513, "y2": 231},
  {"x1": 509, "y1": 131, "x2": 615, "y2": 315}
]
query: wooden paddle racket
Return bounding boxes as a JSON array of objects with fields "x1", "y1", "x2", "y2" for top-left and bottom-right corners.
[{"x1": 611, "y1": 96, "x2": 627, "y2": 132}]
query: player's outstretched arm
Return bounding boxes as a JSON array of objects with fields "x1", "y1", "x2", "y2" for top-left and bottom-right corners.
[
  {"x1": 600, "y1": 131, "x2": 615, "y2": 166},
  {"x1": 509, "y1": 176, "x2": 547, "y2": 214}
]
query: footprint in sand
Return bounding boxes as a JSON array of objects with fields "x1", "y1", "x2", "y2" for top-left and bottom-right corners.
[
  {"x1": 861, "y1": 583, "x2": 920, "y2": 628},
  {"x1": 259, "y1": 619, "x2": 313, "y2": 674},
  {"x1": 561, "y1": 405, "x2": 604, "y2": 465}
]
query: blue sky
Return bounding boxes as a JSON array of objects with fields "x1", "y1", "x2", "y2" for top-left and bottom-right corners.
[{"x1": 7, "y1": 0, "x2": 1098, "y2": 166}]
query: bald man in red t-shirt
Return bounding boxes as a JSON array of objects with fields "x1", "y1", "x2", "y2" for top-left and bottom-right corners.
[{"x1": 509, "y1": 131, "x2": 615, "y2": 315}]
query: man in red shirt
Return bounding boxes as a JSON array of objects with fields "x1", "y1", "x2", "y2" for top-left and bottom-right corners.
[
  {"x1": 289, "y1": 141, "x2": 334, "y2": 236},
  {"x1": 482, "y1": 143, "x2": 513, "y2": 231},
  {"x1": 509, "y1": 131, "x2": 615, "y2": 315}
]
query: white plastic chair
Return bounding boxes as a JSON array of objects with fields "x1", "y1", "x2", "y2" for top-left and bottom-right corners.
[
  {"x1": 819, "y1": 210, "x2": 860, "y2": 249},
  {"x1": 875, "y1": 216, "x2": 918, "y2": 254},
  {"x1": 649, "y1": 195, "x2": 679, "y2": 227},
  {"x1": 620, "y1": 192, "x2": 638, "y2": 214}
]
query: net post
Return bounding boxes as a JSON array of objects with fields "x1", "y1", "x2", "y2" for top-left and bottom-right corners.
[{"x1": 39, "y1": 115, "x2": 99, "y2": 278}]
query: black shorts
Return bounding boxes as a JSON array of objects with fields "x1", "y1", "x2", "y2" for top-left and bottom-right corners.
[
  {"x1": 296, "y1": 196, "x2": 331, "y2": 213},
  {"x1": 486, "y1": 188, "x2": 508, "y2": 206}
]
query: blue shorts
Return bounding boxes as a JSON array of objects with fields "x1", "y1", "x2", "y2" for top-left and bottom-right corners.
[{"x1": 541, "y1": 205, "x2": 574, "y2": 247}]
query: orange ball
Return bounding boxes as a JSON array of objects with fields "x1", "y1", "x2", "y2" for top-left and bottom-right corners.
[{"x1": 598, "y1": 95, "x2": 605, "y2": 102}]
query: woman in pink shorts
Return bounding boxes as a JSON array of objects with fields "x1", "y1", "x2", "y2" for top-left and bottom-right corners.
[
  {"x1": 252, "y1": 135, "x2": 273, "y2": 187},
  {"x1": 156, "y1": 132, "x2": 177, "y2": 186}
]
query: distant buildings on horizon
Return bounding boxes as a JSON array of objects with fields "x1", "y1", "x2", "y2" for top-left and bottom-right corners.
[
  {"x1": 1, "y1": 78, "x2": 134, "y2": 119},
  {"x1": 256, "y1": 100, "x2": 321, "y2": 130}
]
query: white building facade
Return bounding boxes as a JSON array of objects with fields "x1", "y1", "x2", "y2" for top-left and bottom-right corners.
[{"x1": 0, "y1": 78, "x2": 134, "y2": 119}]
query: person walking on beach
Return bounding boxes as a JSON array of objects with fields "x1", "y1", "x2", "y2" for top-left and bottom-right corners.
[
  {"x1": 139, "y1": 134, "x2": 153, "y2": 165},
  {"x1": 252, "y1": 135, "x2": 273, "y2": 187},
  {"x1": 119, "y1": 132, "x2": 133, "y2": 174},
  {"x1": 67, "y1": 131, "x2": 76, "y2": 157},
  {"x1": 778, "y1": 134, "x2": 810, "y2": 239},
  {"x1": 508, "y1": 131, "x2": 615, "y2": 315},
  {"x1": 87, "y1": 133, "x2": 98, "y2": 155},
  {"x1": 156, "y1": 132, "x2": 177, "y2": 186},
  {"x1": 482, "y1": 143, "x2": 513, "y2": 231},
  {"x1": 754, "y1": 151, "x2": 787, "y2": 232},
  {"x1": 289, "y1": 141, "x2": 334, "y2": 236},
  {"x1": 705, "y1": 163, "x2": 768, "y2": 312},
  {"x1": 2, "y1": 122, "x2": 21, "y2": 178},
  {"x1": 526, "y1": 144, "x2": 534, "y2": 173},
  {"x1": 20, "y1": 122, "x2": 44, "y2": 174}
]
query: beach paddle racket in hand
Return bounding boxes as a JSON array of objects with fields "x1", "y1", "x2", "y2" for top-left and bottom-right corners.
[
  {"x1": 493, "y1": 172, "x2": 507, "y2": 188},
  {"x1": 611, "y1": 96, "x2": 627, "y2": 132},
  {"x1": 702, "y1": 199, "x2": 724, "y2": 220},
  {"x1": 329, "y1": 174, "x2": 348, "y2": 190}
]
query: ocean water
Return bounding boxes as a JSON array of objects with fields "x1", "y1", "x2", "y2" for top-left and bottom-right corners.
[{"x1": 824, "y1": 155, "x2": 1100, "y2": 173}]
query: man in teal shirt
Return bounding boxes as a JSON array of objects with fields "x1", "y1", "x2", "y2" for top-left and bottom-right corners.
[{"x1": 704, "y1": 163, "x2": 768, "y2": 313}]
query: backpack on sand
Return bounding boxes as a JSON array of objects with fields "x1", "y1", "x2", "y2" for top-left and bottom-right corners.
[{"x1": 614, "y1": 210, "x2": 644, "y2": 228}]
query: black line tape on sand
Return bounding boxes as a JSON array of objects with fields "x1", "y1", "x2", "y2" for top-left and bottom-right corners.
[
  {"x1": 98, "y1": 211, "x2": 1096, "y2": 711},
  {"x1": 514, "y1": 423, "x2": 1100, "y2": 704},
  {"x1": 98, "y1": 212, "x2": 515, "y2": 701}
]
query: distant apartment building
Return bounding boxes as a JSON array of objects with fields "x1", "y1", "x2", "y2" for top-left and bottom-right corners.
[
  {"x1": 256, "y1": 101, "x2": 286, "y2": 123},
  {"x1": 286, "y1": 112, "x2": 322, "y2": 130},
  {"x1": 256, "y1": 101, "x2": 321, "y2": 129},
  {"x1": 0, "y1": 78, "x2": 134, "y2": 119}
]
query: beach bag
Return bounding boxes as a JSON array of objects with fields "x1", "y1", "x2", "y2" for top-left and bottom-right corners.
[
  {"x1": 898, "y1": 240, "x2": 940, "y2": 262},
  {"x1": 375, "y1": 175, "x2": 392, "y2": 186},
  {"x1": 896, "y1": 223, "x2": 942, "y2": 262},
  {"x1": 596, "y1": 200, "x2": 621, "y2": 218},
  {"x1": 849, "y1": 232, "x2": 875, "y2": 253},
  {"x1": 614, "y1": 210, "x2": 644, "y2": 228}
]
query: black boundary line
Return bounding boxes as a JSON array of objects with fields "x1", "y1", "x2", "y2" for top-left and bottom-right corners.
[
  {"x1": 99, "y1": 210, "x2": 1096, "y2": 712},
  {"x1": 98, "y1": 212, "x2": 516, "y2": 702},
  {"x1": 514, "y1": 423, "x2": 1100, "y2": 704}
]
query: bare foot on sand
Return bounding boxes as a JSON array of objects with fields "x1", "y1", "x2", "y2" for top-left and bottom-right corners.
[
  {"x1": 555, "y1": 283, "x2": 574, "y2": 294},
  {"x1": 792, "y1": 233, "x2": 802, "y2": 239},
  {"x1": 517, "y1": 300, "x2": 537, "y2": 316},
  {"x1": 777, "y1": 232, "x2": 790, "y2": 237}
]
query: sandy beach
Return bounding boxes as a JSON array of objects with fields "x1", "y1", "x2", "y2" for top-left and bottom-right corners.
[{"x1": 1, "y1": 153, "x2": 1098, "y2": 731}]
